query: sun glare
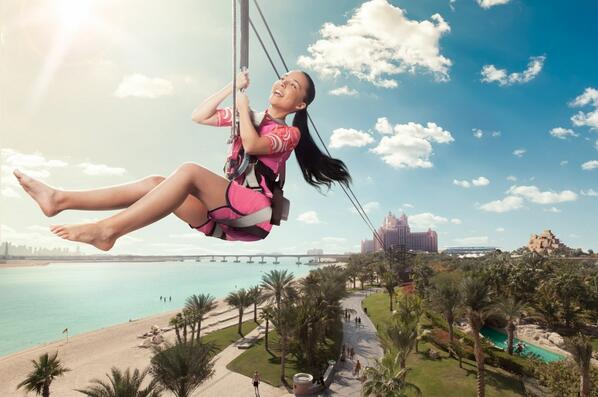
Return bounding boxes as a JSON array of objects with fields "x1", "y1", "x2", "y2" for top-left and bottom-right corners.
[{"x1": 54, "y1": 0, "x2": 94, "y2": 32}]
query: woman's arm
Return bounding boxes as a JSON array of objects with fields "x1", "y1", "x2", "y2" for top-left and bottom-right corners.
[{"x1": 191, "y1": 71, "x2": 249, "y2": 125}]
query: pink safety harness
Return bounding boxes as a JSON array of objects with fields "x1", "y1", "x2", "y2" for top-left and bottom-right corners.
[{"x1": 209, "y1": 107, "x2": 300, "y2": 238}]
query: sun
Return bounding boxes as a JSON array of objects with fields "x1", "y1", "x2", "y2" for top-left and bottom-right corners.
[{"x1": 54, "y1": 0, "x2": 95, "y2": 33}]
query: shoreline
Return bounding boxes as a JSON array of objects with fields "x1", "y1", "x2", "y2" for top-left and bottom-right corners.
[
  {"x1": 0, "y1": 265, "x2": 338, "y2": 396},
  {"x1": 0, "y1": 295, "x2": 251, "y2": 396}
]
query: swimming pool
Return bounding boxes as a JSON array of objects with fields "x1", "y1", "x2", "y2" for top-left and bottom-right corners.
[{"x1": 480, "y1": 327, "x2": 565, "y2": 362}]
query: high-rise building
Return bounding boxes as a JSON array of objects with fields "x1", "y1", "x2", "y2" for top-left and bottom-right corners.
[{"x1": 361, "y1": 212, "x2": 438, "y2": 253}]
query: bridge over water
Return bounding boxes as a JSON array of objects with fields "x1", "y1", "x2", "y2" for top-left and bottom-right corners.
[{"x1": 2, "y1": 254, "x2": 350, "y2": 265}]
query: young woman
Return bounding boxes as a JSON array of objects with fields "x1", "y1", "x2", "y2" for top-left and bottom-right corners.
[{"x1": 13, "y1": 70, "x2": 351, "y2": 251}]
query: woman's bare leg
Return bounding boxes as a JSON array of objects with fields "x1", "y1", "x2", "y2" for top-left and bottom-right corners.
[
  {"x1": 13, "y1": 169, "x2": 210, "y2": 228},
  {"x1": 50, "y1": 162, "x2": 229, "y2": 251}
]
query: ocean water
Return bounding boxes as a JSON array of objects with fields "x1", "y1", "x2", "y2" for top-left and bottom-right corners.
[{"x1": 0, "y1": 259, "x2": 323, "y2": 357}]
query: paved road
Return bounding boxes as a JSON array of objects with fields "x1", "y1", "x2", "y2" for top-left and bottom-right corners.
[{"x1": 327, "y1": 290, "x2": 383, "y2": 396}]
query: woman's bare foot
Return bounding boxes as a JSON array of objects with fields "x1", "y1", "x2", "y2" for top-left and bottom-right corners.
[
  {"x1": 13, "y1": 169, "x2": 62, "y2": 217},
  {"x1": 50, "y1": 223, "x2": 117, "y2": 251}
]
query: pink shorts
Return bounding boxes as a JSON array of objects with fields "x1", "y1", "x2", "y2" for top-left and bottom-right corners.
[{"x1": 189, "y1": 181, "x2": 273, "y2": 241}]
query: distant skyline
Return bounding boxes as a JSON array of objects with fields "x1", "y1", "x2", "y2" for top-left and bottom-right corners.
[{"x1": 2, "y1": 0, "x2": 597, "y2": 254}]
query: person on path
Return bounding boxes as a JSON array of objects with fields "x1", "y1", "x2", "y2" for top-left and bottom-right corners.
[
  {"x1": 353, "y1": 359, "x2": 362, "y2": 377},
  {"x1": 252, "y1": 371, "x2": 261, "y2": 397}
]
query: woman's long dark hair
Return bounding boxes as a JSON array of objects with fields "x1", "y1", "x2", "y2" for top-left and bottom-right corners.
[{"x1": 293, "y1": 72, "x2": 352, "y2": 190}]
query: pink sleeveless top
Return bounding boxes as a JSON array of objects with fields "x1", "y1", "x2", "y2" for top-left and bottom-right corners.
[{"x1": 216, "y1": 107, "x2": 301, "y2": 198}]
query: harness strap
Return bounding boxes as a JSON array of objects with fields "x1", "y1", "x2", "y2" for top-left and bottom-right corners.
[
  {"x1": 217, "y1": 206, "x2": 272, "y2": 228},
  {"x1": 211, "y1": 223, "x2": 226, "y2": 240}
]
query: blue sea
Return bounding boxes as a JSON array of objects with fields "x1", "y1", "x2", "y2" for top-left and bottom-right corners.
[{"x1": 0, "y1": 259, "x2": 322, "y2": 357}]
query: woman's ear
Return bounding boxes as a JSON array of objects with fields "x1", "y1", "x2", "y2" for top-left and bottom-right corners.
[{"x1": 296, "y1": 102, "x2": 307, "y2": 111}]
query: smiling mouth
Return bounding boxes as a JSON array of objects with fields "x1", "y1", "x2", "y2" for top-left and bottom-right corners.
[{"x1": 273, "y1": 89, "x2": 284, "y2": 97}]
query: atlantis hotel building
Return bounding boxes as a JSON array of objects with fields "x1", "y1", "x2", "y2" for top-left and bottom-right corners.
[{"x1": 361, "y1": 212, "x2": 438, "y2": 254}]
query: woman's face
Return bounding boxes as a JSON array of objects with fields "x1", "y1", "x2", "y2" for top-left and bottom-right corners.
[{"x1": 269, "y1": 70, "x2": 310, "y2": 113}]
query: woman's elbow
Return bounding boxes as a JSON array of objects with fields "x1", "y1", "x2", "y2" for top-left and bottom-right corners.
[{"x1": 191, "y1": 112, "x2": 204, "y2": 124}]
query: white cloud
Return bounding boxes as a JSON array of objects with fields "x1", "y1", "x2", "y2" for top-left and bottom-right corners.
[
  {"x1": 1, "y1": 148, "x2": 68, "y2": 196},
  {"x1": 329, "y1": 86, "x2": 359, "y2": 96},
  {"x1": 472, "y1": 176, "x2": 490, "y2": 186},
  {"x1": 453, "y1": 179, "x2": 470, "y2": 188},
  {"x1": 513, "y1": 149, "x2": 526, "y2": 157},
  {"x1": 350, "y1": 201, "x2": 380, "y2": 214},
  {"x1": 453, "y1": 236, "x2": 489, "y2": 245},
  {"x1": 506, "y1": 175, "x2": 517, "y2": 182},
  {"x1": 370, "y1": 121, "x2": 454, "y2": 168},
  {"x1": 570, "y1": 87, "x2": 598, "y2": 129},
  {"x1": 560, "y1": 160, "x2": 568, "y2": 166},
  {"x1": 297, "y1": 211, "x2": 321, "y2": 224},
  {"x1": 582, "y1": 160, "x2": 598, "y2": 170},
  {"x1": 481, "y1": 56, "x2": 545, "y2": 86},
  {"x1": 496, "y1": 227, "x2": 505, "y2": 232},
  {"x1": 472, "y1": 128, "x2": 500, "y2": 139},
  {"x1": 549, "y1": 127, "x2": 578, "y2": 139},
  {"x1": 507, "y1": 185, "x2": 578, "y2": 204},
  {"x1": 580, "y1": 189, "x2": 598, "y2": 197},
  {"x1": 297, "y1": 0, "x2": 452, "y2": 88},
  {"x1": 1, "y1": 186, "x2": 20, "y2": 198},
  {"x1": 329, "y1": 128, "x2": 374, "y2": 149},
  {"x1": 375, "y1": 117, "x2": 394, "y2": 135},
  {"x1": 479, "y1": 196, "x2": 524, "y2": 213},
  {"x1": 543, "y1": 207, "x2": 562, "y2": 213},
  {"x1": 402, "y1": 203, "x2": 414, "y2": 208},
  {"x1": 595, "y1": 140, "x2": 598, "y2": 151},
  {"x1": 409, "y1": 212, "x2": 448, "y2": 229},
  {"x1": 450, "y1": 218, "x2": 462, "y2": 224},
  {"x1": 477, "y1": 0, "x2": 511, "y2": 9},
  {"x1": 77, "y1": 162, "x2": 127, "y2": 176},
  {"x1": 114, "y1": 74, "x2": 174, "y2": 98},
  {"x1": 449, "y1": 0, "x2": 456, "y2": 11},
  {"x1": 454, "y1": 176, "x2": 489, "y2": 188}
]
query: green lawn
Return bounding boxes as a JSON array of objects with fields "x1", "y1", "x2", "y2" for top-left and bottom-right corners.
[
  {"x1": 227, "y1": 329, "x2": 296, "y2": 387},
  {"x1": 227, "y1": 323, "x2": 343, "y2": 388},
  {"x1": 362, "y1": 293, "x2": 525, "y2": 397},
  {"x1": 201, "y1": 320, "x2": 258, "y2": 355}
]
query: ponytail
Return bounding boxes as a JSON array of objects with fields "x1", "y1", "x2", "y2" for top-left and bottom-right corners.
[{"x1": 293, "y1": 105, "x2": 352, "y2": 190}]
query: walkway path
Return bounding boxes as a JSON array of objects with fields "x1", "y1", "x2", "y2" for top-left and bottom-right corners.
[
  {"x1": 327, "y1": 290, "x2": 383, "y2": 396},
  {"x1": 193, "y1": 324, "x2": 287, "y2": 397}
]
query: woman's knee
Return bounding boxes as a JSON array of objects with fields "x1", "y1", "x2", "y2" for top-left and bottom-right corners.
[
  {"x1": 176, "y1": 162, "x2": 205, "y2": 177},
  {"x1": 145, "y1": 175, "x2": 165, "y2": 187}
]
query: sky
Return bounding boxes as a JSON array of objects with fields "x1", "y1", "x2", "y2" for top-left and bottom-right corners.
[{"x1": 1, "y1": 0, "x2": 597, "y2": 255}]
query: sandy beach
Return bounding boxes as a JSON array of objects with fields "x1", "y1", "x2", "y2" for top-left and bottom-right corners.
[
  {"x1": 0, "y1": 298, "x2": 257, "y2": 397},
  {"x1": 0, "y1": 259, "x2": 53, "y2": 269}
]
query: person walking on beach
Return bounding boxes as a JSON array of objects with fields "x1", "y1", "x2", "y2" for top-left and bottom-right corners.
[{"x1": 252, "y1": 371, "x2": 261, "y2": 396}]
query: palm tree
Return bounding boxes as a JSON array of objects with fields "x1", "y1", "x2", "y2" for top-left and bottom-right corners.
[
  {"x1": 382, "y1": 271, "x2": 398, "y2": 312},
  {"x1": 495, "y1": 296, "x2": 527, "y2": 355},
  {"x1": 261, "y1": 269, "x2": 296, "y2": 310},
  {"x1": 17, "y1": 351, "x2": 70, "y2": 397},
  {"x1": 362, "y1": 352, "x2": 422, "y2": 397},
  {"x1": 565, "y1": 333, "x2": 593, "y2": 397},
  {"x1": 270, "y1": 302, "x2": 296, "y2": 385},
  {"x1": 150, "y1": 341, "x2": 215, "y2": 397},
  {"x1": 461, "y1": 274, "x2": 493, "y2": 397},
  {"x1": 225, "y1": 288, "x2": 252, "y2": 336},
  {"x1": 381, "y1": 319, "x2": 417, "y2": 369},
  {"x1": 430, "y1": 277, "x2": 461, "y2": 345},
  {"x1": 259, "y1": 305, "x2": 276, "y2": 351},
  {"x1": 248, "y1": 286, "x2": 264, "y2": 323},
  {"x1": 185, "y1": 293, "x2": 216, "y2": 342},
  {"x1": 169, "y1": 313, "x2": 184, "y2": 344},
  {"x1": 75, "y1": 367, "x2": 162, "y2": 397}
]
